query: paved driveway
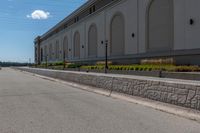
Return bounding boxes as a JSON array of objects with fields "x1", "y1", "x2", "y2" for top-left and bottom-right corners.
[{"x1": 0, "y1": 68, "x2": 199, "y2": 133}]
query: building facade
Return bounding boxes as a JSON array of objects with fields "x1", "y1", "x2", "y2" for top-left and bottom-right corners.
[{"x1": 35, "y1": 0, "x2": 200, "y2": 65}]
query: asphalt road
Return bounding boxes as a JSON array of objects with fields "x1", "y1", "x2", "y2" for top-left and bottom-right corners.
[{"x1": 0, "y1": 68, "x2": 200, "y2": 133}]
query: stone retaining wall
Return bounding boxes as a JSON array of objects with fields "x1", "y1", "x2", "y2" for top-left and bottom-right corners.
[
  {"x1": 65, "y1": 68, "x2": 200, "y2": 81},
  {"x1": 17, "y1": 67, "x2": 200, "y2": 111}
]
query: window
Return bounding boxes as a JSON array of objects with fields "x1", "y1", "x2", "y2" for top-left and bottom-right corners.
[
  {"x1": 89, "y1": 5, "x2": 96, "y2": 14},
  {"x1": 74, "y1": 16, "x2": 79, "y2": 23},
  {"x1": 89, "y1": 8, "x2": 92, "y2": 14},
  {"x1": 93, "y1": 5, "x2": 96, "y2": 12}
]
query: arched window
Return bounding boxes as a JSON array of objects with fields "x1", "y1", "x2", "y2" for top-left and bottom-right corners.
[
  {"x1": 147, "y1": 0, "x2": 173, "y2": 51},
  {"x1": 88, "y1": 24, "x2": 98, "y2": 57},
  {"x1": 63, "y1": 36, "x2": 68, "y2": 59},
  {"x1": 74, "y1": 31, "x2": 80, "y2": 58},
  {"x1": 110, "y1": 13, "x2": 125, "y2": 56}
]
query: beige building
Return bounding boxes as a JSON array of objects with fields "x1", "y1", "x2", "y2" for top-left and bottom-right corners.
[{"x1": 35, "y1": 0, "x2": 200, "y2": 65}]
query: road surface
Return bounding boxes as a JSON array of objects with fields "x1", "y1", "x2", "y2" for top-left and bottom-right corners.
[{"x1": 0, "y1": 68, "x2": 200, "y2": 133}]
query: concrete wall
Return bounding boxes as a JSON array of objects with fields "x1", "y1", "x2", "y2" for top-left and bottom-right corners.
[
  {"x1": 18, "y1": 67, "x2": 200, "y2": 111},
  {"x1": 39, "y1": 0, "x2": 139, "y2": 63},
  {"x1": 37, "y1": 0, "x2": 200, "y2": 65}
]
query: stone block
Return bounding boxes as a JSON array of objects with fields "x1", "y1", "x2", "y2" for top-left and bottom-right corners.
[
  {"x1": 185, "y1": 90, "x2": 196, "y2": 107},
  {"x1": 151, "y1": 81, "x2": 160, "y2": 86},
  {"x1": 167, "y1": 87, "x2": 174, "y2": 93},
  {"x1": 165, "y1": 82, "x2": 177, "y2": 88},
  {"x1": 175, "y1": 88, "x2": 188, "y2": 95},
  {"x1": 177, "y1": 84, "x2": 186, "y2": 89},
  {"x1": 160, "y1": 92, "x2": 169, "y2": 102},
  {"x1": 196, "y1": 87, "x2": 200, "y2": 95},
  {"x1": 177, "y1": 95, "x2": 187, "y2": 104},
  {"x1": 184, "y1": 85, "x2": 194, "y2": 90},
  {"x1": 168, "y1": 93, "x2": 178, "y2": 103}
]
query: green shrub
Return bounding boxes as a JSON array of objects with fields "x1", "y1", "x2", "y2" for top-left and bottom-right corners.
[
  {"x1": 148, "y1": 68, "x2": 152, "y2": 71},
  {"x1": 51, "y1": 66, "x2": 63, "y2": 70},
  {"x1": 54, "y1": 62, "x2": 64, "y2": 66},
  {"x1": 67, "y1": 63, "x2": 81, "y2": 68},
  {"x1": 66, "y1": 64, "x2": 200, "y2": 72},
  {"x1": 135, "y1": 67, "x2": 139, "y2": 71},
  {"x1": 174, "y1": 66, "x2": 200, "y2": 72},
  {"x1": 48, "y1": 63, "x2": 53, "y2": 66}
]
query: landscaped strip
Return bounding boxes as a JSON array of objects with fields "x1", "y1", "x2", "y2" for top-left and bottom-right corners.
[{"x1": 36, "y1": 62, "x2": 200, "y2": 72}]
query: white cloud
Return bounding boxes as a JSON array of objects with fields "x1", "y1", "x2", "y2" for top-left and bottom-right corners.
[{"x1": 27, "y1": 10, "x2": 50, "y2": 20}]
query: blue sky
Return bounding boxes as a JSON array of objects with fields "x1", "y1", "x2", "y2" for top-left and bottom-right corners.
[{"x1": 0, "y1": 0, "x2": 86, "y2": 62}]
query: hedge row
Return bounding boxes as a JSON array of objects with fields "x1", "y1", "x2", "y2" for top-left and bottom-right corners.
[
  {"x1": 36, "y1": 62, "x2": 200, "y2": 72},
  {"x1": 81, "y1": 65, "x2": 200, "y2": 72}
]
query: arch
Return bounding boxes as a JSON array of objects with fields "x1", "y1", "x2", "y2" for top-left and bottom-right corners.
[
  {"x1": 55, "y1": 40, "x2": 59, "y2": 59},
  {"x1": 147, "y1": 0, "x2": 173, "y2": 51},
  {"x1": 110, "y1": 12, "x2": 125, "y2": 56},
  {"x1": 73, "y1": 31, "x2": 80, "y2": 58},
  {"x1": 88, "y1": 24, "x2": 98, "y2": 57},
  {"x1": 63, "y1": 36, "x2": 68, "y2": 59}
]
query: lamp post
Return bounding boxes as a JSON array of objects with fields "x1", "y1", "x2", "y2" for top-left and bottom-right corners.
[{"x1": 105, "y1": 40, "x2": 108, "y2": 74}]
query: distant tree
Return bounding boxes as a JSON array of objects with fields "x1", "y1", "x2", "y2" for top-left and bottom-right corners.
[{"x1": 0, "y1": 61, "x2": 31, "y2": 67}]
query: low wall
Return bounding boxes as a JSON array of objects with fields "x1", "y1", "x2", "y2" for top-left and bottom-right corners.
[{"x1": 17, "y1": 67, "x2": 200, "y2": 111}]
